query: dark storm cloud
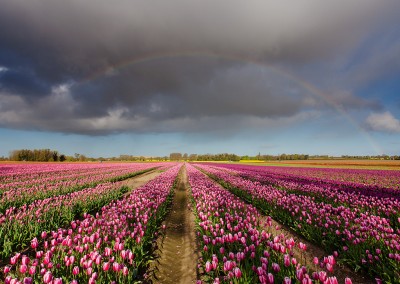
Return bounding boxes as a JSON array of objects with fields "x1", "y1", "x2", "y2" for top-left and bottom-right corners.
[
  {"x1": 0, "y1": 0, "x2": 399, "y2": 135},
  {"x1": 0, "y1": 68, "x2": 50, "y2": 97}
]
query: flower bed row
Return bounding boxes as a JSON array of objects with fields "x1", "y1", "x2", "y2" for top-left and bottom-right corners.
[
  {"x1": 186, "y1": 164, "x2": 345, "y2": 283},
  {"x1": 206, "y1": 163, "x2": 400, "y2": 192},
  {"x1": 2, "y1": 164, "x2": 181, "y2": 283},
  {"x1": 0, "y1": 163, "x2": 158, "y2": 194},
  {"x1": 195, "y1": 164, "x2": 399, "y2": 283},
  {"x1": 206, "y1": 163, "x2": 400, "y2": 200},
  {"x1": 203, "y1": 164, "x2": 400, "y2": 229},
  {"x1": 0, "y1": 182, "x2": 129, "y2": 259},
  {"x1": 0, "y1": 163, "x2": 162, "y2": 213}
]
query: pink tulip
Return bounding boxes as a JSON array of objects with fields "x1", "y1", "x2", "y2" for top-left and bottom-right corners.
[
  {"x1": 326, "y1": 263, "x2": 333, "y2": 272},
  {"x1": 272, "y1": 262, "x2": 280, "y2": 273},
  {"x1": 103, "y1": 262, "x2": 110, "y2": 271},
  {"x1": 267, "y1": 273, "x2": 274, "y2": 283},
  {"x1": 28, "y1": 266, "x2": 36, "y2": 276},
  {"x1": 296, "y1": 269, "x2": 304, "y2": 281},
  {"x1": 19, "y1": 264, "x2": 28, "y2": 274},
  {"x1": 205, "y1": 261, "x2": 212, "y2": 272},
  {"x1": 23, "y1": 278, "x2": 32, "y2": 284},
  {"x1": 233, "y1": 267, "x2": 242, "y2": 278},
  {"x1": 313, "y1": 257, "x2": 319, "y2": 265},
  {"x1": 283, "y1": 277, "x2": 291, "y2": 284},
  {"x1": 122, "y1": 266, "x2": 129, "y2": 276},
  {"x1": 284, "y1": 254, "x2": 290, "y2": 267},
  {"x1": 4, "y1": 266, "x2": 11, "y2": 274},
  {"x1": 30, "y1": 238, "x2": 38, "y2": 249},
  {"x1": 112, "y1": 262, "x2": 120, "y2": 272},
  {"x1": 5, "y1": 276, "x2": 12, "y2": 284},
  {"x1": 10, "y1": 256, "x2": 18, "y2": 265},
  {"x1": 43, "y1": 271, "x2": 53, "y2": 284},
  {"x1": 72, "y1": 266, "x2": 79, "y2": 275},
  {"x1": 53, "y1": 278, "x2": 63, "y2": 284},
  {"x1": 319, "y1": 271, "x2": 327, "y2": 282},
  {"x1": 104, "y1": 247, "x2": 112, "y2": 256},
  {"x1": 344, "y1": 277, "x2": 352, "y2": 284},
  {"x1": 223, "y1": 260, "x2": 234, "y2": 271}
]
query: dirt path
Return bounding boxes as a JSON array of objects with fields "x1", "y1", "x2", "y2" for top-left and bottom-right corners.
[
  {"x1": 120, "y1": 169, "x2": 163, "y2": 190},
  {"x1": 151, "y1": 165, "x2": 199, "y2": 283}
]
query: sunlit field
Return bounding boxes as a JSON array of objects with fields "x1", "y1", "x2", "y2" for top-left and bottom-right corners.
[
  {"x1": 1, "y1": 161, "x2": 399, "y2": 283},
  {"x1": 237, "y1": 159, "x2": 400, "y2": 170}
]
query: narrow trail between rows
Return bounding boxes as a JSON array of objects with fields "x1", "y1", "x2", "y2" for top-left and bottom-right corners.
[
  {"x1": 152, "y1": 165, "x2": 198, "y2": 284},
  {"x1": 121, "y1": 169, "x2": 163, "y2": 190}
]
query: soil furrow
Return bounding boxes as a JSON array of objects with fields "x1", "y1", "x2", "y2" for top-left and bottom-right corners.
[
  {"x1": 121, "y1": 169, "x2": 163, "y2": 190},
  {"x1": 152, "y1": 165, "x2": 198, "y2": 284}
]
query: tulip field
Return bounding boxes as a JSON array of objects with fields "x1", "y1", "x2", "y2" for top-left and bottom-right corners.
[
  {"x1": 187, "y1": 164, "x2": 335, "y2": 283},
  {"x1": 1, "y1": 161, "x2": 399, "y2": 283},
  {"x1": 1, "y1": 162, "x2": 179, "y2": 283},
  {"x1": 193, "y1": 163, "x2": 400, "y2": 283}
]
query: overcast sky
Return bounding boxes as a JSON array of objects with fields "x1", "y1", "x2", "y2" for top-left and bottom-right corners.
[{"x1": 1, "y1": 0, "x2": 400, "y2": 157}]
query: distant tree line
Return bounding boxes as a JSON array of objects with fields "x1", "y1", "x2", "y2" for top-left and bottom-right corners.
[
  {"x1": 9, "y1": 149, "x2": 66, "y2": 162},
  {"x1": 170, "y1": 153, "x2": 241, "y2": 161},
  {"x1": 6, "y1": 150, "x2": 400, "y2": 162},
  {"x1": 341, "y1": 155, "x2": 400, "y2": 160},
  {"x1": 242, "y1": 154, "x2": 310, "y2": 161},
  {"x1": 107, "y1": 155, "x2": 169, "y2": 162}
]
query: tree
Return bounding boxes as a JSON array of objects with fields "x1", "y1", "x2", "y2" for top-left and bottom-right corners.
[
  {"x1": 9, "y1": 149, "x2": 65, "y2": 162},
  {"x1": 52, "y1": 151, "x2": 59, "y2": 162},
  {"x1": 170, "y1": 153, "x2": 182, "y2": 161},
  {"x1": 189, "y1": 154, "x2": 197, "y2": 161}
]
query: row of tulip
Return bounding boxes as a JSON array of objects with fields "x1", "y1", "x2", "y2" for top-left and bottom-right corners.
[
  {"x1": 0, "y1": 163, "x2": 161, "y2": 213},
  {"x1": 186, "y1": 164, "x2": 346, "y2": 283},
  {"x1": 206, "y1": 163, "x2": 400, "y2": 199},
  {"x1": 0, "y1": 182, "x2": 129, "y2": 259},
  {"x1": 2, "y1": 164, "x2": 181, "y2": 283},
  {"x1": 244, "y1": 165, "x2": 400, "y2": 190},
  {"x1": 195, "y1": 164, "x2": 399, "y2": 283},
  {"x1": 202, "y1": 164, "x2": 400, "y2": 228},
  {"x1": 0, "y1": 163, "x2": 157, "y2": 193}
]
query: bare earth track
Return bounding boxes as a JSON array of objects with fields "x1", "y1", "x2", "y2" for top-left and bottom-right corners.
[
  {"x1": 121, "y1": 169, "x2": 164, "y2": 189},
  {"x1": 150, "y1": 165, "x2": 199, "y2": 284}
]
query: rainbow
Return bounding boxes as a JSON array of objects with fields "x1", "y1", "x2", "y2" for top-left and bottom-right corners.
[{"x1": 79, "y1": 51, "x2": 383, "y2": 155}]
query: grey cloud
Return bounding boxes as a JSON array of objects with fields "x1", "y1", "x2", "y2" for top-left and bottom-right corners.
[
  {"x1": 366, "y1": 111, "x2": 400, "y2": 133},
  {"x1": 0, "y1": 68, "x2": 50, "y2": 98},
  {"x1": 0, "y1": 0, "x2": 398, "y2": 135},
  {"x1": 1, "y1": 0, "x2": 397, "y2": 79}
]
